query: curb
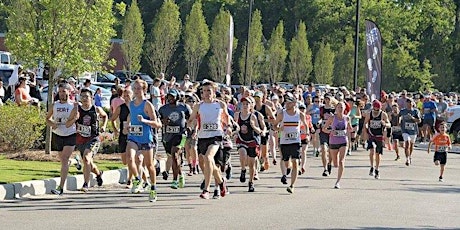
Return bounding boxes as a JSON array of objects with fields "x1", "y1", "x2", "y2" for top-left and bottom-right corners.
[
  {"x1": 414, "y1": 143, "x2": 460, "y2": 154},
  {"x1": 0, "y1": 157, "x2": 166, "y2": 201}
]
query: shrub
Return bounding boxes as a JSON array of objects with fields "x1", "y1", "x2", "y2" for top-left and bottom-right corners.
[{"x1": 0, "y1": 103, "x2": 46, "y2": 151}]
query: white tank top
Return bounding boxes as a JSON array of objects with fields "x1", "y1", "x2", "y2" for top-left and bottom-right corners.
[
  {"x1": 197, "y1": 101, "x2": 224, "y2": 138},
  {"x1": 280, "y1": 109, "x2": 301, "y2": 145},
  {"x1": 52, "y1": 100, "x2": 76, "y2": 136}
]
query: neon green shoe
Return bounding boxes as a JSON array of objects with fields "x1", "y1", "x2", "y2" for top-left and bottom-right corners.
[
  {"x1": 149, "y1": 189, "x2": 157, "y2": 202},
  {"x1": 178, "y1": 175, "x2": 185, "y2": 188},
  {"x1": 171, "y1": 180, "x2": 179, "y2": 189}
]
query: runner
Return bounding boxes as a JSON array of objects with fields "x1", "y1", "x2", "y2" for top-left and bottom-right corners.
[
  {"x1": 399, "y1": 98, "x2": 422, "y2": 166},
  {"x1": 347, "y1": 98, "x2": 362, "y2": 154},
  {"x1": 307, "y1": 96, "x2": 322, "y2": 157},
  {"x1": 427, "y1": 123, "x2": 451, "y2": 182},
  {"x1": 422, "y1": 95, "x2": 438, "y2": 143},
  {"x1": 254, "y1": 90, "x2": 275, "y2": 171},
  {"x1": 184, "y1": 93, "x2": 199, "y2": 176},
  {"x1": 158, "y1": 89, "x2": 191, "y2": 189},
  {"x1": 363, "y1": 100, "x2": 390, "y2": 179},
  {"x1": 298, "y1": 103, "x2": 312, "y2": 175},
  {"x1": 322, "y1": 102, "x2": 352, "y2": 188},
  {"x1": 123, "y1": 79, "x2": 162, "y2": 202},
  {"x1": 188, "y1": 81, "x2": 228, "y2": 199},
  {"x1": 319, "y1": 94, "x2": 335, "y2": 176},
  {"x1": 68, "y1": 88, "x2": 107, "y2": 192},
  {"x1": 273, "y1": 93, "x2": 309, "y2": 193},
  {"x1": 389, "y1": 104, "x2": 404, "y2": 161},
  {"x1": 235, "y1": 97, "x2": 263, "y2": 192},
  {"x1": 48, "y1": 83, "x2": 77, "y2": 195}
]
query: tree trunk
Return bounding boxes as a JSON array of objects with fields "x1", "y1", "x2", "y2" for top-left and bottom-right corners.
[{"x1": 44, "y1": 68, "x2": 56, "y2": 154}]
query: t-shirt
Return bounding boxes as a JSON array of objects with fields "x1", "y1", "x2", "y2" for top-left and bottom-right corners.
[
  {"x1": 399, "y1": 108, "x2": 421, "y2": 135},
  {"x1": 151, "y1": 86, "x2": 161, "y2": 107},
  {"x1": 158, "y1": 103, "x2": 191, "y2": 142},
  {"x1": 111, "y1": 97, "x2": 124, "y2": 114},
  {"x1": 422, "y1": 101, "x2": 437, "y2": 120},
  {"x1": 431, "y1": 133, "x2": 451, "y2": 152}
]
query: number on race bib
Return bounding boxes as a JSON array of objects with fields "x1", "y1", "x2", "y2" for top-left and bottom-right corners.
[
  {"x1": 77, "y1": 125, "x2": 91, "y2": 137},
  {"x1": 405, "y1": 123, "x2": 416, "y2": 131},
  {"x1": 285, "y1": 132, "x2": 299, "y2": 140},
  {"x1": 370, "y1": 120, "x2": 382, "y2": 129},
  {"x1": 334, "y1": 130, "x2": 346, "y2": 137},
  {"x1": 129, "y1": 125, "x2": 143, "y2": 136},
  {"x1": 56, "y1": 117, "x2": 68, "y2": 125},
  {"x1": 166, "y1": 126, "x2": 180, "y2": 134},
  {"x1": 392, "y1": 126, "x2": 401, "y2": 132},
  {"x1": 203, "y1": 123, "x2": 219, "y2": 131},
  {"x1": 438, "y1": 146, "x2": 448, "y2": 152}
]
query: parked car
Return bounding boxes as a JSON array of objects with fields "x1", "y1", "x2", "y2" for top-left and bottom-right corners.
[
  {"x1": 96, "y1": 72, "x2": 118, "y2": 83},
  {"x1": 92, "y1": 82, "x2": 125, "y2": 92},
  {"x1": 41, "y1": 84, "x2": 112, "y2": 109},
  {"x1": 113, "y1": 70, "x2": 153, "y2": 85},
  {"x1": 446, "y1": 105, "x2": 460, "y2": 143}
]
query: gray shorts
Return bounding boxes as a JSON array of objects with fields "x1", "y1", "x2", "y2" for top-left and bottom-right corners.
[{"x1": 76, "y1": 138, "x2": 100, "y2": 155}]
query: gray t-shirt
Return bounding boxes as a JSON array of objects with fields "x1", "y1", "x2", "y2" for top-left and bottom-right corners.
[
  {"x1": 399, "y1": 108, "x2": 421, "y2": 135},
  {"x1": 158, "y1": 102, "x2": 191, "y2": 142},
  {"x1": 436, "y1": 101, "x2": 448, "y2": 115}
]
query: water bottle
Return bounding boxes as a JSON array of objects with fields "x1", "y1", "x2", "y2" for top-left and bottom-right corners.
[{"x1": 75, "y1": 155, "x2": 82, "y2": 170}]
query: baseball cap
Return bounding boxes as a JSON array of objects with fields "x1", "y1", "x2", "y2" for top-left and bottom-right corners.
[
  {"x1": 284, "y1": 93, "x2": 296, "y2": 102},
  {"x1": 254, "y1": 91, "x2": 264, "y2": 98},
  {"x1": 68, "y1": 77, "x2": 77, "y2": 83},
  {"x1": 240, "y1": 97, "x2": 253, "y2": 103},
  {"x1": 298, "y1": 103, "x2": 306, "y2": 109},
  {"x1": 271, "y1": 94, "x2": 279, "y2": 100},
  {"x1": 372, "y1": 100, "x2": 382, "y2": 109},
  {"x1": 167, "y1": 89, "x2": 179, "y2": 98}
]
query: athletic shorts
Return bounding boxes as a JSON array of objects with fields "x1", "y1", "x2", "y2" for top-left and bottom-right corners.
[
  {"x1": 301, "y1": 139, "x2": 309, "y2": 145},
  {"x1": 402, "y1": 133, "x2": 417, "y2": 143},
  {"x1": 434, "y1": 151, "x2": 447, "y2": 165},
  {"x1": 386, "y1": 127, "x2": 392, "y2": 138},
  {"x1": 197, "y1": 136, "x2": 223, "y2": 155},
  {"x1": 186, "y1": 137, "x2": 197, "y2": 146},
  {"x1": 237, "y1": 145, "x2": 259, "y2": 158},
  {"x1": 214, "y1": 147, "x2": 232, "y2": 167},
  {"x1": 280, "y1": 143, "x2": 301, "y2": 161},
  {"x1": 423, "y1": 118, "x2": 435, "y2": 127},
  {"x1": 392, "y1": 132, "x2": 404, "y2": 142},
  {"x1": 367, "y1": 138, "x2": 384, "y2": 154},
  {"x1": 52, "y1": 133, "x2": 76, "y2": 151},
  {"x1": 260, "y1": 135, "x2": 268, "y2": 145},
  {"x1": 76, "y1": 137, "x2": 100, "y2": 155},
  {"x1": 329, "y1": 143, "x2": 348, "y2": 150},
  {"x1": 319, "y1": 132, "x2": 330, "y2": 145},
  {"x1": 118, "y1": 134, "x2": 127, "y2": 153},
  {"x1": 163, "y1": 134, "x2": 186, "y2": 155},
  {"x1": 357, "y1": 120, "x2": 365, "y2": 135},
  {"x1": 128, "y1": 140, "x2": 155, "y2": 151},
  {"x1": 312, "y1": 124, "x2": 321, "y2": 134}
]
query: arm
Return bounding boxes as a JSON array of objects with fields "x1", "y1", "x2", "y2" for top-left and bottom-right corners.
[
  {"x1": 355, "y1": 107, "x2": 362, "y2": 119},
  {"x1": 96, "y1": 106, "x2": 108, "y2": 132},
  {"x1": 257, "y1": 112, "x2": 267, "y2": 135},
  {"x1": 382, "y1": 112, "x2": 391, "y2": 128},
  {"x1": 110, "y1": 106, "x2": 121, "y2": 134},
  {"x1": 272, "y1": 111, "x2": 284, "y2": 131},
  {"x1": 141, "y1": 101, "x2": 162, "y2": 129},
  {"x1": 321, "y1": 116, "x2": 333, "y2": 134},
  {"x1": 187, "y1": 103, "x2": 199, "y2": 129},
  {"x1": 65, "y1": 103, "x2": 79, "y2": 128},
  {"x1": 46, "y1": 104, "x2": 57, "y2": 129},
  {"x1": 299, "y1": 112, "x2": 310, "y2": 134},
  {"x1": 250, "y1": 114, "x2": 263, "y2": 135}
]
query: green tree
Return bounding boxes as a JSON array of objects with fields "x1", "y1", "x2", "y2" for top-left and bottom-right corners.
[
  {"x1": 314, "y1": 42, "x2": 335, "y2": 84},
  {"x1": 121, "y1": 0, "x2": 145, "y2": 75},
  {"x1": 208, "y1": 8, "x2": 237, "y2": 82},
  {"x1": 333, "y1": 35, "x2": 354, "y2": 88},
  {"x1": 288, "y1": 21, "x2": 312, "y2": 85},
  {"x1": 266, "y1": 21, "x2": 287, "y2": 83},
  {"x1": 145, "y1": 0, "x2": 181, "y2": 77},
  {"x1": 5, "y1": 0, "x2": 115, "y2": 153},
  {"x1": 183, "y1": 1, "x2": 210, "y2": 81},
  {"x1": 238, "y1": 9, "x2": 264, "y2": 85}
]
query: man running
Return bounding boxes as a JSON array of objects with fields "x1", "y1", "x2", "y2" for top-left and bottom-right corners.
[
  {"x1": 159, "y1": 89, "x2": 191, "y2": 189},
  {"x1": 399, "y1": 98, "x2": 421, "y2": 166},
  {"x1": 48, "y1": 83, "x2": 77, "y2": 195},
  {"x1": 254, "y1": 90, "x2": 275, "y2": 171},
  {"x1": 68, "y1": 88, "x2": 107, "y2": 192},
  {"x1": 124, "y1": 79, "x2": 162, "y2": 202},
  {"x1": 319, "y1": 95, "x2": 335, "y2": 176},
  {"x1": 188, "y1": 81, "x2": 229, "y2": 199}
]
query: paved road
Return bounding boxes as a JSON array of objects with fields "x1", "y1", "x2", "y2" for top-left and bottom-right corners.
[{"x1": 1, "y1": 147, "x2": 459, "y2": 229}]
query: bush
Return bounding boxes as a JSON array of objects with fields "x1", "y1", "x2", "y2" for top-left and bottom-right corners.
[{"x1": 0, "y1": 103, "x2": 46, "y2": 151}]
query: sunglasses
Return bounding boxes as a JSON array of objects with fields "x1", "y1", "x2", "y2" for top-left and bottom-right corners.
[{"x1": 314, "y1": 100, "x2": 320, "y2": 102}]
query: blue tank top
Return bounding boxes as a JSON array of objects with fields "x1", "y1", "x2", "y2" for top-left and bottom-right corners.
[
  {"x1": 310, "y1": 104, "x2": 321, "y2": 125},
  {"x1": 128, "y1": 100, "x2": 153, "y2": 144}
]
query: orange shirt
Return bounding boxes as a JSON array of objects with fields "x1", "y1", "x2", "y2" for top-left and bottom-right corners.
[
  {"x1": 15, "y1": 87, "x2": 30, "y2": 105},
  {"x1": 431, "y1": 133, "x2": 451, "y2": 152}
]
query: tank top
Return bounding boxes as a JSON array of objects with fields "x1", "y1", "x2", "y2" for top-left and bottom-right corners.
[
  {"x1": 329, "y1": 115, "x2": 348, "y2": 145},
  {"x1": 76, "y1": 105, "x2": 98, "y2": 144},
  {"x1": 390, "y1": 112, "x2": 401, "y2": 133},
  {"x1": 310, "y1": 104, "x2": 321, "y2": 125},
  {"x1": 237, "y1": 112, "x2": 256, "y2": 142},
  {"x1": 368, "y1": 111, "x2": 384, "y2": 137},
  {"x1": 320, "y1": 106, "x2": 335, "y2": 134},
  {"x1": 349, "y1": 106, "x2": 359, "y2": 126},
  {"x1": 197, "y1": 101, "x2": 224, "y2": 138},
  {"x1": 52, "y1": 100, "x2": 76, "y2": 136},
  {"x1": 280, "y1": 109, "x2": 301, "y2": 145},
  {"x1": 119, "y1": 103, "x2": 130, "y2": 134},
  {"x1": 128, "y1": 100, "x2": 153, "y2": 144}
]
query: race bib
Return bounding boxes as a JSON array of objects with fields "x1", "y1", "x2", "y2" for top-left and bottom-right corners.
[
  {"x1": 370, "y1": 120, "x2": 382, "y2": 129},
  {"x1": 392, "y1": 126, "x2": 401, "y2": 132},
  {"x1": 129, "y1": 125, "x2": 143, "y2": 136},
  {"x1": 438, "y1": 145, "x2": 448, "y2": 152},
  {"x1": 77, "y1": 124, "x2": 91, "y2": 137},
  {"x1": 313, "y1": 114, "x2": 320, "y2": 119},
  {"x1": 56, "y1": 117, "x2": 68, "y2": 125},
  {"x1": 166, "y1": 126, "x2": 180, "y2": 134},
  {"x1": 405, "y1": 122, "x2": 416, "y2": 131},
  {"x1": 285, "y1": 132, "x2": 299, "y2": 140},
  {"x1": 203, "y1": 123, "x2": 219, "y2": 131},
  {"x1": 424, "y1": 108, "x2": 431, "y2": 113},
  {"x1": 334, "y1": 130, "x2": 347, "y2": 137}
]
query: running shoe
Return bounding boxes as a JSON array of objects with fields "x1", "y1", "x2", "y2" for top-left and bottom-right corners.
[
  {"x1": 439, "y1": 176, "x2": 444, "y2": 182},
  {"x1": 80, "y1": 183, "x2": 89, "y2": 193},
  {"x1": 263, "y1": 161, "x2": 270, "y2": 171},
  {"x1": 200, "y1": 179, "x2": 205, "y2": 190},
  {"x1": 179, "y1": 175, "x2": 185, "y2": 188},
  {"x1": 162, "y1": 171, "x2": 169, "y2": 180},
  {"x1": 334, "y1": 183, "x2": 340, "y2": 189},
  {"x1": 322, "y1": 170, "x2": 328, "y2": 177},
  {"x1": 131, "y1": 179, "x2": 141, "y2": 194},
  {"x1": 281, "y1": 175, "x2": 288, "y2": 185},
  {"x1": 143, "y1": 181, "x2": 150, "y2": 190},
  {"x1": 254, "y1": 173, "x2": 259, "y2": 180},
  {"x1": 286, "y1": 168, "x2": 292, "y2": 176},
  {"x1": 346, "y1": 150, "x2": 351, "y2": 156},
  {"x1": 327, "y1": 163, "x2": 332, "y2": 175},
  {"x1": 240, "y1": 169, "x2": 246, "y2": 183},
  {"x1": 374, "y1": 169, "x2": 380, "y2": 179},
  {"x1": 200, "y1": 190, "x2": 210, "y2": 199},
  {"x1": 51, "y1": 186, "x2": 63, "y2": 195},
  {"x1": 219, "y1": 179, "x2": 227, "y2": 197},
  {"x1": 369, "y1": 167, "x2": 374, "y2": 176},
  {"x1": 272, "y1": 159, "x2": 277, "y2": 165},
  {"x1": 315, "y1": 150, "x2": 320, "y2": 157},
  {"x1": 149, "y1": 189, "x2": 157, "y2": 202},
  {"x1": 126, "y1": 180, "x2": 132, "y2": 189},
  {"x1": 287, "y1": 185, "x2": 294, "y2": 194},
  {"x1": 395, "y1": 155, "x2": 400, "y2": 161},
  {"x1": 96, "y1": 171, "x2": 103, "y2": 186},
  {"x1": 213, "y1": 189, "x2": 221, "y2": 199},
  {"x1": 225, "y1": 166, "x2": 232, "y2": 180},
  {"x1": 301, "y1": 167, "x2": 306, "y2": 174},
  {"x1": 248, "y1": 182, "x2": 255, "y2": 192},
  {"x1": 170, "y1": 180, "x2": 179, "y2": 189}
]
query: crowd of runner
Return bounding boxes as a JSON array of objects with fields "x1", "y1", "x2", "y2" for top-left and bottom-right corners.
[{"x1": 45, "y1": 75, "x2": 455, "y2": 202}]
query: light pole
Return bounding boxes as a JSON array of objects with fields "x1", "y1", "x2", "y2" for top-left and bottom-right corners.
[
  {"x1": 353, "y1": 0, "x2": 360, "y2": 91},
  {"x1": 243, "y1": 0, "x2": 254, "y2": 86}
]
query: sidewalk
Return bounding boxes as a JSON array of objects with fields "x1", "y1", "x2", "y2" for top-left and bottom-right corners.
[{"x1": 0, "y1": 155, "x2": 167, "y2": 200}]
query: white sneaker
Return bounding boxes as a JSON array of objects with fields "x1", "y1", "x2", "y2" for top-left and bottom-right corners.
[{"x1": 334, "y1": 183, "x2": 340, "y2": 189}]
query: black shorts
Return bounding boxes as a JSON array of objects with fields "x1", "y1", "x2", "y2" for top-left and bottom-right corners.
[
  {"x1": 367, "y1": 138, "x2": 384, "y2": 154},
  {"x1": 312, "y1": 124, "x2": 321, "y2": 134},
  {"x1": 301, "y1": 139, "x2": 309, "y2": 145},
  {"x1": 357, "y1": 120, "x2": 365, "y2": 135},
  {"x1": 319, "y1": 132, "x2": 329, "y2": 145},
  {"x1": 52, "y1": 133, "x2": 76, "y2": 151},
  {"x1": 423, "y1": 118, "x2": 435, "y2": 127},
  {"x1": 386, "y1": 127, "x2": 392, "y2": 138},
  {"x1": 163, "y1": 134, "x2": 183, "y2": 155},
  {"x1": 118, "y1": 134, "x2": 127, "y2": 153},
  {"x1": 214, "y1": 147, "x2": 232, "y2": 167},
  {"x1": 197, "y1": 136, "x2": 223, "y2": 155},
  {"x1": 280, "y1": 143, "x2": 301, "y2": 161},
  {"x1": 128, "y1": 140, "x2": 155, "y2": 151},
  {"x1": 76, "y1": 137, "x2": 100, "y2": 155},
  {"x1": 329, "y1": 143, "x2": 347, "y2": 150},
  {"x1": 434, "y1": 151, "x2": 447, "y2": 165},
  {"x1": 260, "y1": 135, "x2": 268, "y2": 145},
  {"x1": 237, "y1": 145, "x2": 259, "y2": 158},
  {"x1": 392, "y1": 133, "x2": 404, "y2": 142}
]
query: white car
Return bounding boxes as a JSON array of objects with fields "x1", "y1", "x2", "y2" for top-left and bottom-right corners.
[{"x1": 41, "y1": 84, "x2": 112, "y2": 110}]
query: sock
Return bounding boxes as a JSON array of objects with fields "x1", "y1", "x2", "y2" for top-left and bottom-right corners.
[{"x1": 150, "y1": 185, "x2": 156, "y2": 190}]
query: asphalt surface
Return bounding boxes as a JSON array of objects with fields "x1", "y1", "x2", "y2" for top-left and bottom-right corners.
[{"x1": 1, "y1": 146, "x2": 459, "y2": 229}]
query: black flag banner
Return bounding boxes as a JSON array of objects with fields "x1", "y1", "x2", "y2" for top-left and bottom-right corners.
[{"x1": 365, "y1": 20, "x2": 382, "y2": 101}]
